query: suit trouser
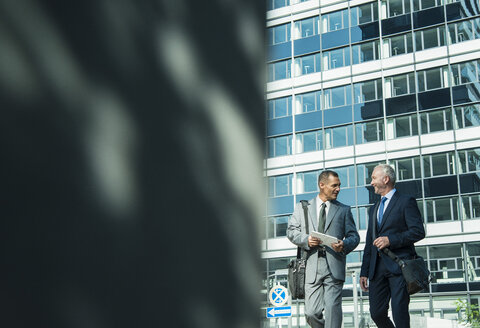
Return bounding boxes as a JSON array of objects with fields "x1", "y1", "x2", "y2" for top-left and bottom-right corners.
[
  {"x1": 304, "y1": 256, "x2": 343, "y2": 328},
  {"x1": 368, "y1": 256, "x2": 410, "y2": 328}
]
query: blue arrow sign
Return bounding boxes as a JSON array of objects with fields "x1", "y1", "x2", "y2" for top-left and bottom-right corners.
[{"x1": 266, "y1": 306, "x2": 292, "y2": 318}]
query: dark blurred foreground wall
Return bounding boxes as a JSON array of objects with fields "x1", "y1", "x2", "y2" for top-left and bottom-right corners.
[{"x1": 0, "y1": 0, "x2": 265, "y2": 327}]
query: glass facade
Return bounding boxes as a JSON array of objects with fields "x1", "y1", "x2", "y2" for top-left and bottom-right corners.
[{"x1": 265, "y1": 0, "x2": 480, "y2": 326}]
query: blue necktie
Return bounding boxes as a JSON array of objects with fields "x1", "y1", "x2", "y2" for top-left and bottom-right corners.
[{"x1": 377, "y1": 197, "x2": 387, "y2": 225}]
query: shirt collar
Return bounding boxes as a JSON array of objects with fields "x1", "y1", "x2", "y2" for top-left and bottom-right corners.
[
  {"x1": 316, "y1": 195, "x2": 330, "y2": 207},
  {"x1": 383, "y1": 188, "x2": 396, "y2": 200}
]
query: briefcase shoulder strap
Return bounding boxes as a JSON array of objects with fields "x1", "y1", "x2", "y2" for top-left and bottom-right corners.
[
  {"x1": 382, "y1": 248, "x2": 406, "y2": 268},
  {"x1": 300, "y1": 200, "x2": 309, "y2": 234},
  {"x1": 297, "y1": 200, "x2": 310, "y2": 259}
]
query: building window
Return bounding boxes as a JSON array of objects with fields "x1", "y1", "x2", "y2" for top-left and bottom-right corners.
[
  {"x1": 357, "y1": 162, "x2": 383, "y2": 186},
  {"x1": 296, "y1": 129, "x2": 323, "y2": 153},
  {"x1": 417, "y1": 66, "x2": 449, "y2": 92},
  {"x1": 297, "y1": 170, "x2": 319, "y2": 193},
  {"x1": 461, "y1": 194, "x2": 480, "y2": 220},
  {"x1": 386, "y1": 114, "x2": 419, "y2": 139},
  {"x1": 323, "y1": 46, "x2": 350, "y2": 70},
  {"x1": 322, "y1": 9, "x2": 349, "y2": 33},
  {"x1": 382, "y1": 0, "x2": 411, "y2": 18},
  {"x1": 450, "y1": 60, "x2": 480, "y2": 86},
  {"x1": 268, "y1": 59, "x2": 292, "y2": 82},
  {"x1": 383, "y1": 32, "x2": 413, "y2": 58},
  {"x1": 454, "y1": 104, "x2": 480, "y2": 128},
  {"x1": 350, "y1": 2, "x2": 379, "y2": 26},
  {"x1": 268, "y1": 23, "x2": 291, "y2": 45},
  {"x1": 415, "y1": 26, "x2": 446, "y2": 51},
  {"x1": 413, "y1": 0, "x2": 444, "y2": 11},
  {"x1": 447, "y1": 18, "x2": 480, "y2": 44},
  {"x1": 294, "y1": 16, "x2": 320, "y2": 39},
  {"x1": 268, "y1": 174, "x2": 293, "y2": 197},
  {"x1": 457, "y1": 148, "x2": 480, "y2": 174},
  {"x1": 429, "y1": 244, "x2": 465, "y2": 284},
  {"x1": 420, "y1": 108, "x2": 453, "y2": 134},
  {"x1": 265, "y1": 258, "x2": 290, "y2": 289},
  {"x1": 268, "y1": 96, "x2": 292, "y2": 119},
  {"x1": 325, "y1": 124, "x2": 354, "y2": 149},
  {"x1": 392, "y1": 156, "x2": 422, "y2": 181},
  {"x1": 268, "y1": 135, "x2": 293, "y2": 158},
  {"x1": 423, "y1": 152, "x2": 456, "y2": 177},
  {"x1": 267, "y1": 215, "x2": 291, "y2": 238},
  {"x1": 355, "y1": 119, "x2": 384, "y2": 144},
  {"x1": 323, "y1": 84, "x2": 352, "y2": 109},
  {"x1": 466, "y1": 242, "x2": 480, "y2": 282},
  {"x1": 354, "y1": 79, "x2": 383, "y2": 103},
  {"x1": 425, "y1": 196, "x2": 460, "y2": 222},
  {"x1": 335, "y1": 165, "x2": 356, "y2": 188},
  {"x1": 352, "y1": 40, "x2": 380, "y2": 65},
  {"x1": 353, "y1": 206, "x2": 369, "y2": 230},
  {"x1": 385, "y1": 72, "x2": 415, "y2": 98},
  {"x1": 296, "y1": 90, "x2": 321, "y2": 113},
  {"x1": 294, "y1": 52, "x2": 321, "y2": 76},
  {"x1": 267, "y1": 0, "x2": 290, "y2": 11}
]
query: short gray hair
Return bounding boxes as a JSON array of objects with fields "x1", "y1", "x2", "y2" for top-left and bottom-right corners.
[{"x1": 375, "y1": 164, "x2": 396, "y2": 185}]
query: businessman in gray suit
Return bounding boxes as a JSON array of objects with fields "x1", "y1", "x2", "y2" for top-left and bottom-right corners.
[{"x1": 287, "y1": 170, "x2": 360, "y2": 328}]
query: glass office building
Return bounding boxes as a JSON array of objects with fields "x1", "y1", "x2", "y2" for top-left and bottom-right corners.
[{"x1": 264, "y1": 0, "x2": 480, "y2": 326}]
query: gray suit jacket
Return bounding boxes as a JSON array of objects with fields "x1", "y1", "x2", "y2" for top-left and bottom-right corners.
[{"x1": 287, "y1": 197, "x2": 360, "y2": 283}]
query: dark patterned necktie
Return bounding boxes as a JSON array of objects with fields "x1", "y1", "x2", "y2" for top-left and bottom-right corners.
[{"x1": 318, "y1": 202, "x2": 326, "y2": 233}]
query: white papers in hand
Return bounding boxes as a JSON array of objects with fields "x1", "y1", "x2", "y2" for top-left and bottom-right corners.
[{"x1": 310, "y1": 231, "x2": 339, "y2": 248}]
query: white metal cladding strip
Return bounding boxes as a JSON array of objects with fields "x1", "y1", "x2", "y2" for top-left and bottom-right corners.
[
  {"x1": 384, "y1": 148, "x2": 421, "y2": 160},
  {"x1": 291, "y1": 8, "x2": 321, "y2": 22},
  {"x1": 448, "y1": 39, "x2": 480, "y2": 60},
  {"x1": 355, "y1": 153, "x2": 387, "y2": 164},
  {"x1": 414, "y1": 47, "x2": 448, "y2": 65},
  {"x1": 267, "y1": 78, "x2": 294, "y2": 93},
  {"x1": 267, "y1": 16, "x2": 292, "y2": 27},
  {"x1": 420, "y1": 143, "x2": 456, "y2": 155},
  {"x1": 292, "y1": 82, "x2": 322, "y2": 95},
  {"x1": 351, "y1": 70, "x2": 382, "y2": 83},
  {"x1": 386, "y1": 137, "x2": 420, "y2": 152},
  {"x1": 455, "y1": 137, "x2": 480, "y2": 151},
  {"x1": 426, "y1": 221, "x2": 462, "y2": 237},
  {"x1": 293, "y1": 72, "x2": 323, "y2": 88},
  {"x1": 382, "y1": 54, "x2": 415, "y2": 72},
  {"x1": 382, "y1": 63, "x2": 415, "y2": 79},
  {"x1": 420, "y1": 131, "x2": 455, "y2": 148},
  {"x1": 320, "y1": 1, "x2": 348, "y2": 14},
  {"x1": 415, "y1": 56, "x2": 448, "y2": 71},
  {"x1": 323, "y1": 154, "x2": 355, "y2": 168},
  {"x1": 266, "y1": 89, "x2": 294, "y2": 100},
  {"x1": 354, "y1": 142, "x2": 386, "y2": 157}
]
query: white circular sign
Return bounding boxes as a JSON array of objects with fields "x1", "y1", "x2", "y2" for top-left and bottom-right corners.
[{"x1": 268, "y1": 285, "x2": 289, "y2": 307}]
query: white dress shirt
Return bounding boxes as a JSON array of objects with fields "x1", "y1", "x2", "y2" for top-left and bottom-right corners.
[
  {"x1": 316, "y1": 195, "x2": 330, "y2": 224},
  {"x1": 377, "y1": 188, "x2": 396, "y2": 218}
]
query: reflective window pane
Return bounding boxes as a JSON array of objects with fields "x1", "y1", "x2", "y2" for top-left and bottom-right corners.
[
  {"x1": 302, "y1": 131, "x2": 316, "y2": 152},
  {"x1": 276, "y1": 216, "x2": 289, "y2": 237},
  {"x1": 304, "y1": 171, "x2": 318, "y2": 192},
  {"x1": 426, "y1": 68, "x2": 442, "y2": 90},
  {"x1": 397, "y1": 158, "x2": 414, "y2": 180}
]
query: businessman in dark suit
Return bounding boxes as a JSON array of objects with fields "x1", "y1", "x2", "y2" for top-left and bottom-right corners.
[{"x1": 359, "y1": 164, "x2": 425, "y2": 328}]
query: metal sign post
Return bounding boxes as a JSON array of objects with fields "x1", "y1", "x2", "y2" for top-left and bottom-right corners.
[
  {"x1": 267, "y1": 285, "x2": 292, "y2": 327},
  {"x1": 352, "y1": 270, "x2": 359, "y2": 328}
]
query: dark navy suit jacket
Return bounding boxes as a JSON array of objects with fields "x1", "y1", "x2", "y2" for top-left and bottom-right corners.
[{"x1": 360, "y1": 191, "x2": 425, "y2": 279}]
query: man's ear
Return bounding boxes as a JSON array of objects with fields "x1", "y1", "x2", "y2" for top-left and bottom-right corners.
[{"x1": 384, "y1": 175, "x2": 390, "y2": 184}]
